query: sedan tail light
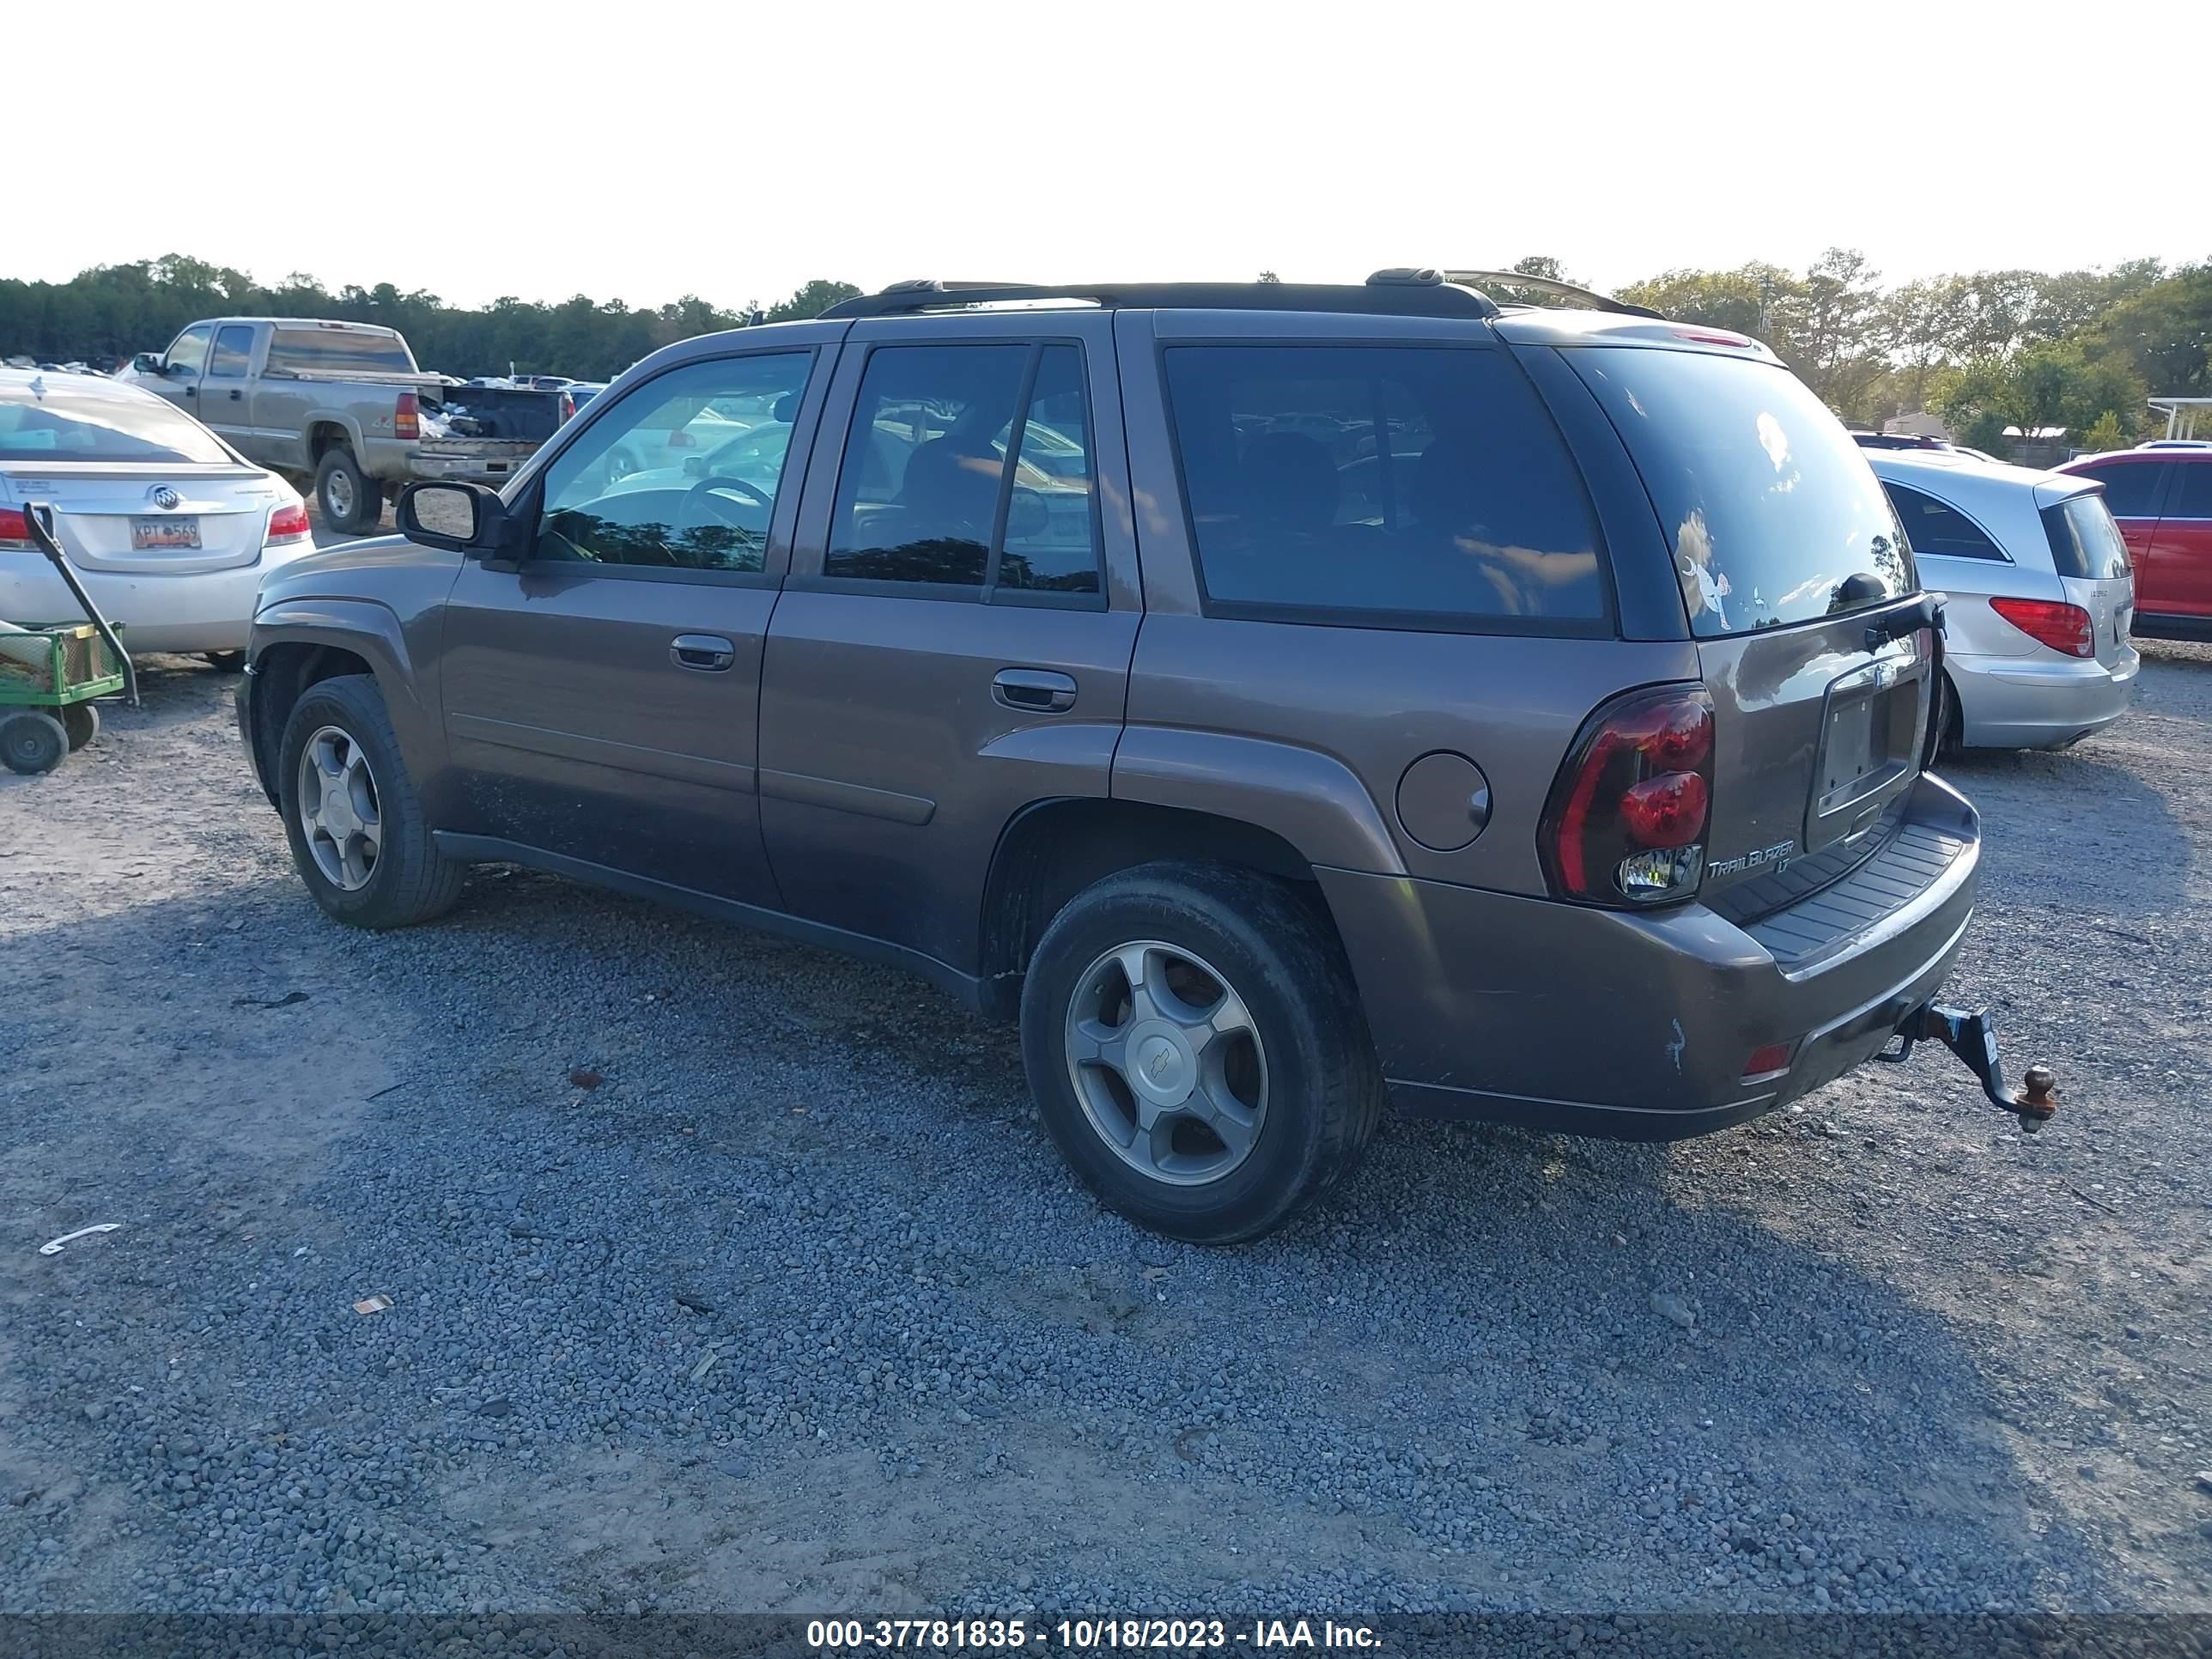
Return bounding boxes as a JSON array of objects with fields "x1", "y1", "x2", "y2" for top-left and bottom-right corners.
[
  {"x1": 0, "y1": 507, "x2": 29, "y2": 550},
  {"x1": 1540, "y1": 684, "x2": 1716, "y2": 906},
  {"x1": 1990, "y1": 596, "x2": 2094, "y2": 658},
  {"x1": 265, "y1": 501, "x2": 313, "y2": 545}
]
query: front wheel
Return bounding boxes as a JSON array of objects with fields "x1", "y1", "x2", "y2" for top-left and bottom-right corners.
[
  {"x1": 1019, "y1": 861, "x2": 1383, "y2": 1244},
  {"x1": 276, "y1": 674, "x2": 463, "y2": 929}
]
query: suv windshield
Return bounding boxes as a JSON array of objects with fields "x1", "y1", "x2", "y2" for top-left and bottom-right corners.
[
  {"x1": 0, "y1": 383, "x2": 233, "y2": 465},
  {"x1": 1571, "y1": 349, "x2": 1913, "y2": 636}
]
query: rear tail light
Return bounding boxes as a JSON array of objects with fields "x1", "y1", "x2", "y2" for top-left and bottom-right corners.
[
  {"x1": 0, "y1": 507, "x2": 28, "y2": 549},
  {"x1": 557, "y1": 391, "x2": 576, "y2": 422},
  {"x1": 395, "y1": 390, "x2": 420, "y2": 441},
  {"x1": 265, "y1": 501, "x2": 312, "y2": 545},
  {"x1": 1540, "y1": 684, "x2": 1716, "y2": 906},
  {"x1": 1990, "y1": 596, "x2": 2094, "y2": 658}
]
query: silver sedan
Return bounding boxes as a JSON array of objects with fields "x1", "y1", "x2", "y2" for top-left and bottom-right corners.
[{"x1": 1870, "y1": 449, "x2": 2138, "y2": 750}]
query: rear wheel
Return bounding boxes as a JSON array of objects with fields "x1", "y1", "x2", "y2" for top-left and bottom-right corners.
[
  {"x1": 315, "y1": 447, "x2": 379, "y2": 535},
  {"x1": 1, "y1": 711, "x2": 69, "y2": 775},
  {"x1": 1019, "y1": 861, "x2": 1382, "y2": 1244},
  {"x1": 1925, "y1": 668, "x2": 1964, "y2": 763},
  {"x1": 58, "y1": 702, "x2": 99, "y2": 752},
  {"x1": 277, "y1": 674, "x2": 463, "y2": 928}
]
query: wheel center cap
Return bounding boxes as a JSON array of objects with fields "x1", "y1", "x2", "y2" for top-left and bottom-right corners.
[
  {"x1": 1123, "y1": 1020, "x2": 1196, "y2": 1108},
  {"x1": 322, "y1": 786, "x2": 356, "y2": 836}
]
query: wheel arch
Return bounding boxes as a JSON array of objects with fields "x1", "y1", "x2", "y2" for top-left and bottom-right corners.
[
  {"x1": 247, "y1": 603, "x2": 428, "y2": 809},
  {"x1": 975, "y1": 796, "x2": 1336, "y2": 1022}
]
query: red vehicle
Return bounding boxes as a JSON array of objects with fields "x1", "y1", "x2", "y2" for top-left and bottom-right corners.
[{"x1": 2055, "y1": 445, "x2": 2212, "y2": 639}]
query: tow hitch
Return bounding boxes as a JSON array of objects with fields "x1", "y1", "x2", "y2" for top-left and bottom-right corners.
[{"x1": 1876, "y1": 1004, "x2": 2057, "y2": 1133}]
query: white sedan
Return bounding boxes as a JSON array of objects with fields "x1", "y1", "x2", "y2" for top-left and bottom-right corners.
[{"x1": 0, "y1": 368, "x2": 315, "y2": 662}]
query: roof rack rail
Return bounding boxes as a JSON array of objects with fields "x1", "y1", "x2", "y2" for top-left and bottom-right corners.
[
  {"x1": 1367, "y1": 267, "x2": 1663, "y2": 319},
  {"x1": 817, "y1": 279, "x2": 1502, "y2": 321}
]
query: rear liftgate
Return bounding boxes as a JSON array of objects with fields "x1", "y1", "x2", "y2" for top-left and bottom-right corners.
[{"x1": 1877, "y1": 1005, "x2": 2059, "y2": 1134}]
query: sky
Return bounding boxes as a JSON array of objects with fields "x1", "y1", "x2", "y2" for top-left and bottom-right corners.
[{"x1": 13, "y1": 1, "x2": 2207, "y2": 311}]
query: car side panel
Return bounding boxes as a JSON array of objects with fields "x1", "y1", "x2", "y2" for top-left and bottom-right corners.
[{"x1": 2143, "y1": 462, "x2": 2212, "y2": 621}]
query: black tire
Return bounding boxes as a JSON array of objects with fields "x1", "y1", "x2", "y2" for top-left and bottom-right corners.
[
  {"x1": 314, "y1": 447, "x2": 380, "y2": 535},
  {"x1": 276, "y1": 673, "x2": 463, "y2": 929},
  {"x1": 1925, "y1": 669, "x2": 1964, "y2": 766},
  {"x1": 58, "y1": 702, "x2": 100, "y2": 752},
  {"x1": 1019, "y1": 860, "x2": 1383, "y2": 1244},
  {"x1": 1, "y1": 711, "x2": 69, "y2": 775},
  {"x1": 204, "y1": 651, "x2": 246, "y2": 674}
]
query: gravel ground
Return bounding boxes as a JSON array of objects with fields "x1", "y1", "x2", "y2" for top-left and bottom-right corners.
[{"x1": 2, "y1": 639, "x2": 2209, "y2": 1621}]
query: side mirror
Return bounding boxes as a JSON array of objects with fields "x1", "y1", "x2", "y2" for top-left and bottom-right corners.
[
  {"x1": 133, "y1": 353, "x2": 163, "y2": 375},
  {"x1": 683, "y1": 455, "x2": 707, "y2": 479},
  {"x1": 398, "y1": 480, "x2": 507, "y2": 554}
]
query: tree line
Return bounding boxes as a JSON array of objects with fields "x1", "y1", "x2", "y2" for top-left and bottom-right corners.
[
  {"x1": 0, "y1": 256, "x2": 860, "y2": 384},
  {"x1": 4, "y1": 251, "x2": 2207, "y2": 455}
]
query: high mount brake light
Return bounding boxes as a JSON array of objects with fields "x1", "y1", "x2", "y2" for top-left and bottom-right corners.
[{"x1": 1540, "y1": 685, "x2": 1716, "y2": 906}]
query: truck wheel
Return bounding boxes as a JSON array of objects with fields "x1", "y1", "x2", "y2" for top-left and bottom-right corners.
[
  {"x1": 315, "y1": 448, "x2": 379, "y2": 535},
  {"x1": 58, "y1": 702, "x2": 100, "y2": 752},
  {"x1": 1, "y1": 711, "x2": 70, "y2": 775},
  {"x1": 277, "y1": 673, "x2": 463, "y2": 929},
  {"x1": 1019, "y1": 860, "x2": 1383, "y2": 1245}
]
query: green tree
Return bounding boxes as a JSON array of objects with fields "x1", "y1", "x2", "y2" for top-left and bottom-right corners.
[
  {"x1": 2082, "y1": 262, "x2": 2212, "y2": 396},
  {"x1": 763, "y1": 279, "x2": 862, "y2": 323}
]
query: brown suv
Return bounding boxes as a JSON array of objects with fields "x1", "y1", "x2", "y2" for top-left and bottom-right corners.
[{"x1": 239, "y1": 272, "x2": 2025, "y2": 1243}]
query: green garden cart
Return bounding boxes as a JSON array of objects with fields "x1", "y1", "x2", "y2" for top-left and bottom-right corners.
[{"x1": 0, "y1": 502, "x2": 137, "y2": 775}]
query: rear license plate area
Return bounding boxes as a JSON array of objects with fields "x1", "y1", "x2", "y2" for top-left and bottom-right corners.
[
  {"x1": 131, "y1": 515, "x2": 200, "y2": 550},
  {"x1": 1811, "y1": 659, "x2": 1924, "y2": 845}
]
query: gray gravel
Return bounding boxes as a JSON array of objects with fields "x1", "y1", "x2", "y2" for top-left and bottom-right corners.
[{"x1": 2, "y1": 641, "x2": 2209, "y2": 1618}]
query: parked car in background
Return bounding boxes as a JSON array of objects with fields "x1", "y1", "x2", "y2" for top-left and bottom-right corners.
[
  {"x1": 1870, "y1": 451, "x2": 2136, "y2": 750},
  {"x1": 2054, "y1": 445, "x2": 2212, "y2": 639},
  {"x1": 0, "y1": 368, "x2": 313, "y2": 661},
  {"x1": 1852, "y1": 430, "x2": 1954, "y2": 453},
  {"x1": 238, "y1": 273, "x2": 2022, "y2": 1243},
  {"x1": 566, "y1": 382, "x2": 608, "y2": 412},
  {"x1": 119, "y1": 319, "x2": 568, "y2": 535}
]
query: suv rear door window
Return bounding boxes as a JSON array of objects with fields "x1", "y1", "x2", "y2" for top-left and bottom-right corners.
[
  {"x1": 1571, "y1": 348, "x2": 1912, "y2": 636},
  {"x1": 825, "y1": 343, "x2": 1102, "y2": 595},
  {"x1": 1882, "y1": 481, "x2": 2004, "y2": 561},
  {"x1": 2173, "y1": 462, "x2": 2212, "y2": 520},
  {"x1": 1163, "y1": 344, "x2": 1605, "y2": 628}
]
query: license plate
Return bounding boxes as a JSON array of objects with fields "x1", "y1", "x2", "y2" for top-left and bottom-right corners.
[
  {"x1": 131, "y1": 515, "x2": 200, "y2": 550},
  {"x1": 1821, "y1": 696, "x2": 1880, "y2": 796}
]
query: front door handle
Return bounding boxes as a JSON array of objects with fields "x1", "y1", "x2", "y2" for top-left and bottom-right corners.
[
  {"x1": 671, "y1": 634, "x2": 736, "y2": 672},
  {"x1": 992, "y1": 667, "x2": 1077, "y2": 713},
  {"x1": 227, "y1": 387, "x2": 242, "y2": 401}
]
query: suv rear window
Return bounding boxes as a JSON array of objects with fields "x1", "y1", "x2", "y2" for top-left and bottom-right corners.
[
  {"x1": 265, "y1": 328, "x2": 416, "y2": 376},
  {"x1": 1571, "y1": 349, "x2": 1913, "y2": 636},
  {"x1": 1163, "y1": 344, "x2": 1605, "y2": 628},
  {"x1": 2042, "y1": 493, "x2": 2132, "y2": 581},
  {"x1": 0, "y1": 384, "x2": 232, "y2": 465}
]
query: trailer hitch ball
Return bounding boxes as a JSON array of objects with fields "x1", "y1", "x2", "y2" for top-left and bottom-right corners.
[{"x1": 2014, "y1": 1064, "x2": 2057, "y2": 1133}]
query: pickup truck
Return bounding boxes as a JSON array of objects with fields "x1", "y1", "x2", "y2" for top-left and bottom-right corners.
[{"x1": 121, "y1": 318, "x2": 568, "y2": 533}]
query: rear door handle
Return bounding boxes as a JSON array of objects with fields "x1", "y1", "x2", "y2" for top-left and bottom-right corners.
[
  {"x1": 992, "y1": 667, "x2": 1077, "y2": 713},
  {"x1": 671, "y1": 634, "x2": 736, "y2": 672}
]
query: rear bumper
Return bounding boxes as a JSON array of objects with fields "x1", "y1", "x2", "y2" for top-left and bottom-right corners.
[
  {"x1": 1952, "y1": 647, "x2": 2137, "y2": 749},
  {"x1": 404, "y1": 447, "x2": 537, "y2": 487},
  {"x1": 1320, "y1": 772, "x2": 1982, "y2": 1139},
  {"x1": 1, "y1": 548, "x2": 310, "y2": 654}
]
